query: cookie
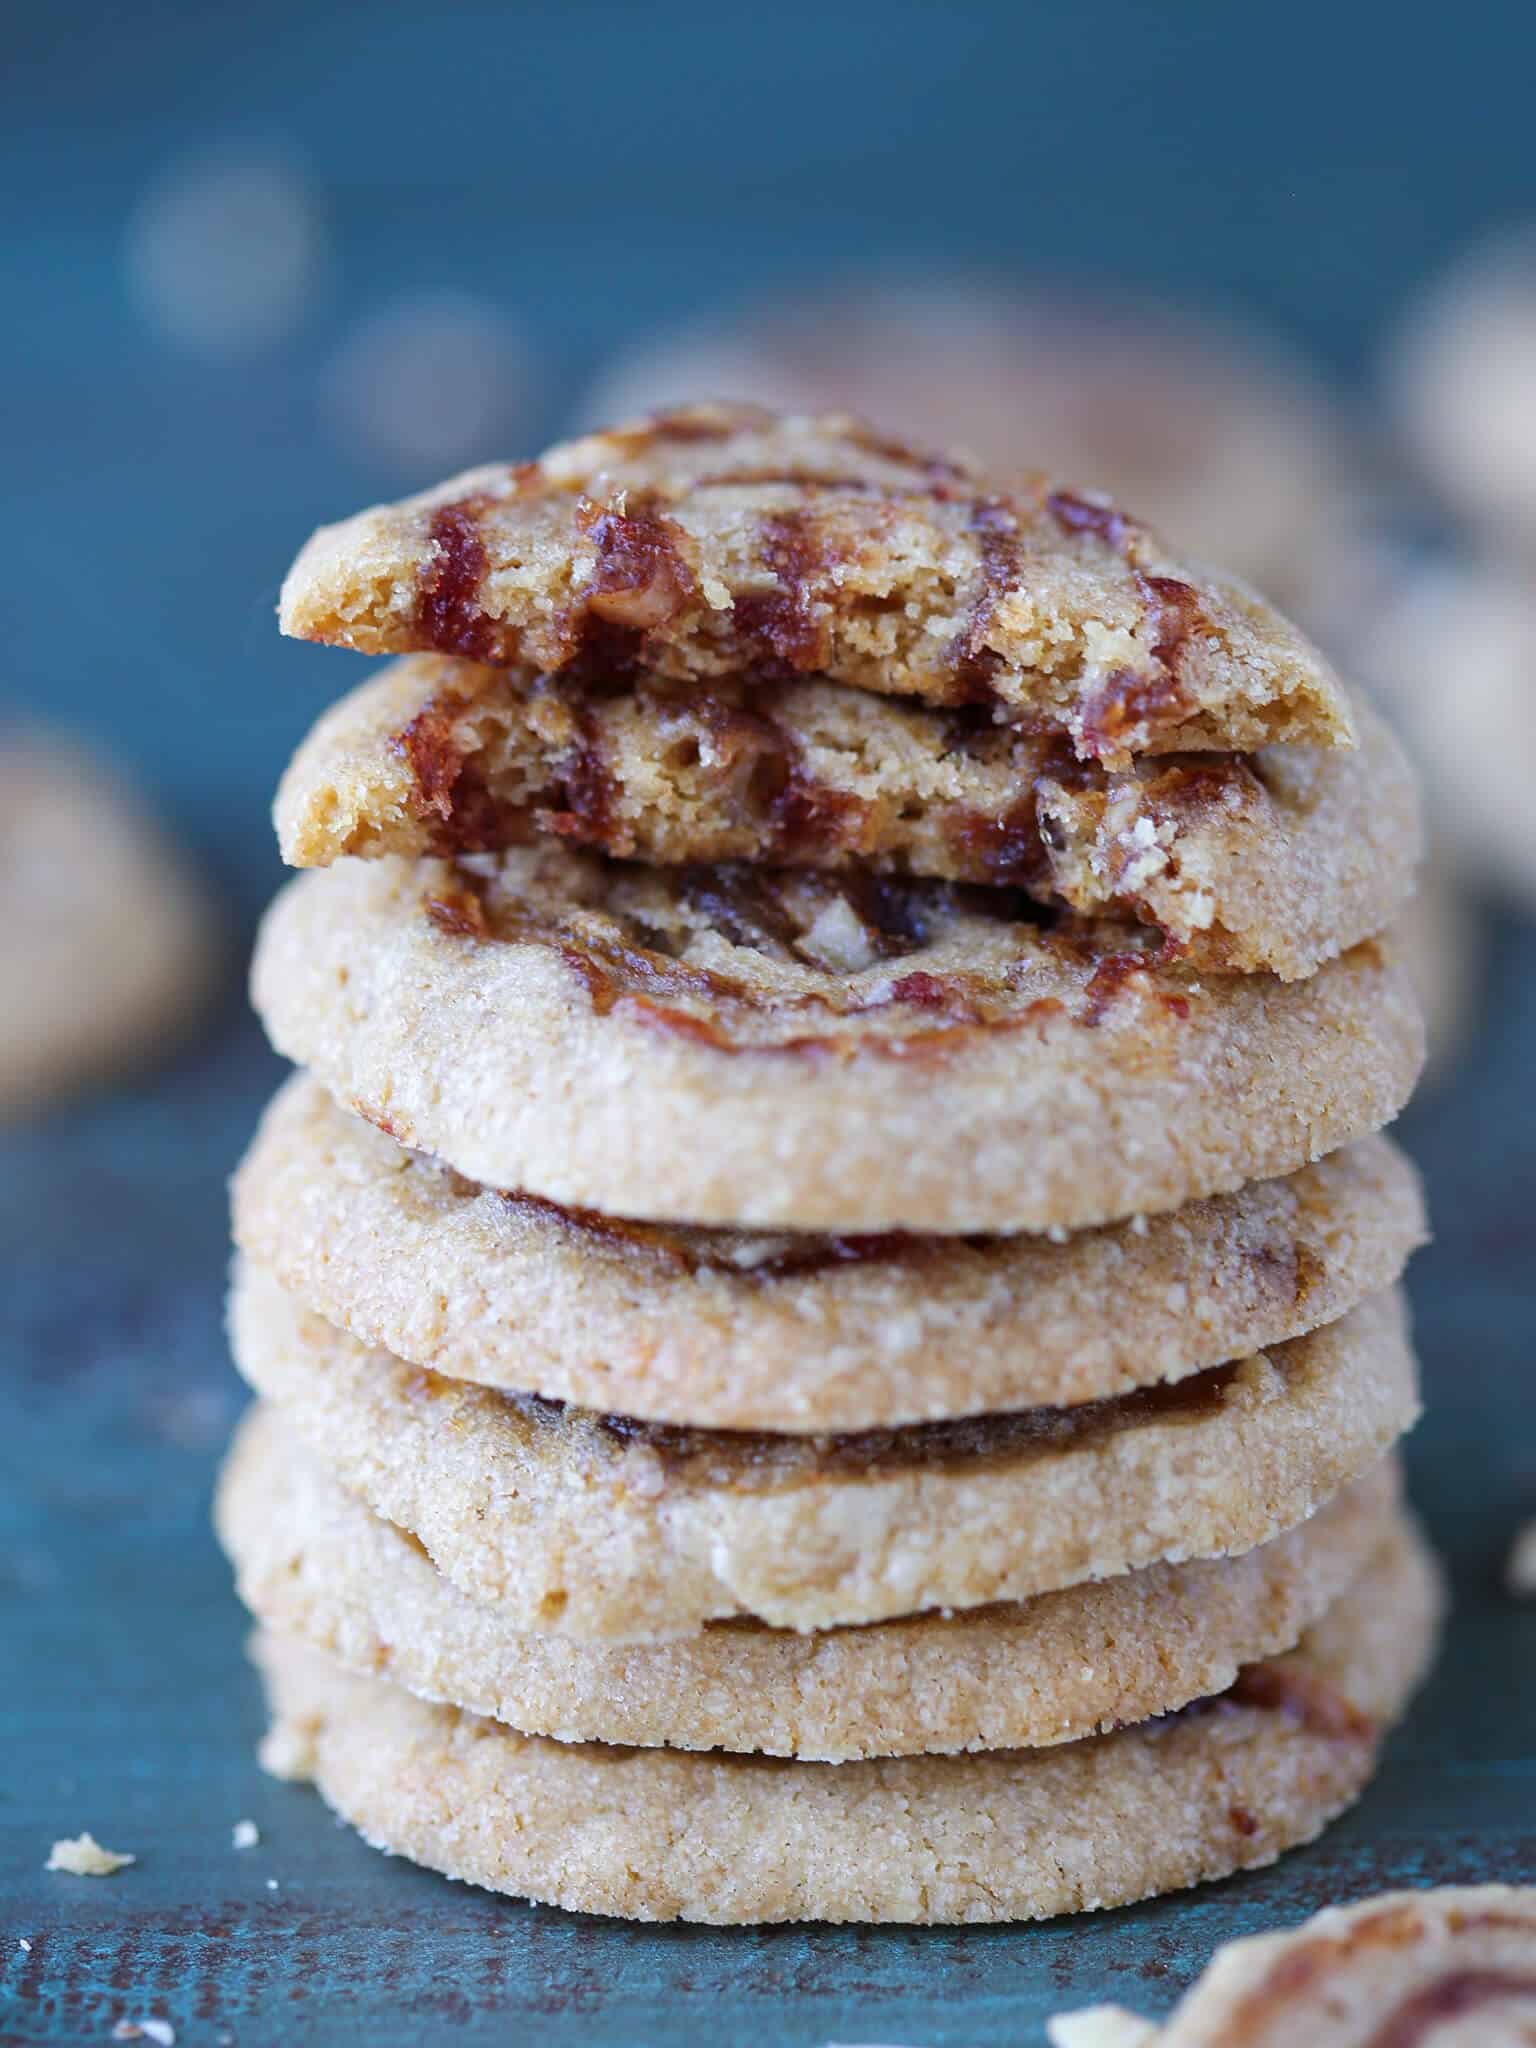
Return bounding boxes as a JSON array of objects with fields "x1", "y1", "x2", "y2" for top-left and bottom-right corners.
[
  {"x1": 1397, "y1": 856, "x2": 1483, "y2": 1077},
  {"x1": 218, "y1": 1405, "x2": 1400, "y2": 1761},
  {"x1": 273, "y1": 655, "x2": 1417, "y2": 980},
  {"x1": 233, "y1": 1075, "x2": 1426, "y2": 1430},
  {"x1": 250, "y1": 849, "x2": 1424, "y2": 1233},
  {"x1": 250, "y1": 1510, "x2": 1440, "y2": 1923},
  {"x1": 1070, "y1": 1884, "x2": 1536, "y2": 2044},
  {"x1": 0, "y1": 732, "x2": 219, "y2": 1114},
  {"x1": 227, "y1": 1262, "x2": 1420, "y2": 1639},
  {"x1": 1388, "y1": 226, "x2": 1536, "y2": 546},
  {"x1": 1364, "y1": 563, "x2": 1536, "y2": 912},
  {"x1": 277, "y1": 403, "x2": 1354, "y2": 768},
  {"x1": 578, "y1": 286, "x2": 1377, "y2": 632}
]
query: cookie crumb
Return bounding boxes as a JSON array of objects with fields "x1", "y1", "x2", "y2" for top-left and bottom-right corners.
[
  {"x1": 1046, "y1": 2008, "x2": 1157, "y2": 2048},
  {"x1": 1508, "y1": 1518, "x2": 1536, "y2": 1594},
  {"x1": 258, "y1": 1720, "x2": 317, "y2": 1781},
  {"x1": 231, "y1": 1819, "x2": 259, "y2": 1850},
  {"x1": 46, "y1": 1833, "x2": 135, "y2": 1877},
  {"x1": 17, "y1": 1938, "x2": 32, "y2": 1954}
]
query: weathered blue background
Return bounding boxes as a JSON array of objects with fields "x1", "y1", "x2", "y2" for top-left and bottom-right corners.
[{"x1": 3, "y1": 1, "x2": 1534, "y2": 2040}]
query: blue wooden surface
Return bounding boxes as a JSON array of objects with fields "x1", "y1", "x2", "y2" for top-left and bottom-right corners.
[{"x1": 4, "y1": 1, "x2": 1536, "y2": 2036}]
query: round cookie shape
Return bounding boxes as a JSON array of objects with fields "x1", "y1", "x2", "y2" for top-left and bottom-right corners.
[
  {"x1": 1365, "y1": 563, "x2": 1536, "y2": 915},
  {"x1": 227, "y1": 1261, "x2": 1421, "y2": 1640},
  {"x1": 0, "y1": 732, "x2": 219, "y2": 1113},
  {"x1": 250, "y1": 847, "x2": 1425, "y2": 1233},
  {"x1": 234, "y1": 1076, "x2": 1427, "y2": 1430},
  {"x1": 251, "y1": 1513, "x2": 1440, "y2": 1925},
  {"x1": 277, "y1": 402, "x2": 1354, "y2": 768},
  {"x1": 1388, "y1": 227, "x2": 1536, "y2": 546},
  {"x1": 1104, "y1": 1884, "x2": 1536, "y2": 2046},
  {"x1": 274, "y1": 657, "x2": 1418, "y2": 983},
  {"x1": 219, "y1": 1405, "x2": 1400, "y2": 1761}
]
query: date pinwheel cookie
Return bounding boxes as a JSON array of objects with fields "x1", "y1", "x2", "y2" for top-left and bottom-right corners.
[
  {"x1": 251, "y1": 845, "x2": 1424, "y2": 1233},
  {"x1": 228, "y1": 1260, "x2": 1419, "y2": 1641},
  {"x1": 234, "y1": 1076, "x2": 1426, "y2": 1431},
  {"x1": 225, "y1": 387, "x2": 1441, "y2": 1931},
  {"x1": 221, "y1": 1403, "x2": 1399, "y2": 1761},
  {"x1": 251, "y1": 1511, "x2": 1439, "y2": 1925},
  {"x1": 278, "y1": 403, "x2": 1354, "y2": 767},
  {"x1": 1, "y1": 731, "x2": 218, "y2": 1113},
  {"x1": 274, "y1": 655, "x2": 1417, "y2": 980},
  {"x1": 1051, "y1": 1884, "x2": 1536, "y2": 2044}
]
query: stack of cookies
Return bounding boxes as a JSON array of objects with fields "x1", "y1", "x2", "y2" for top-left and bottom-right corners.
[{"x1": 218, "y1": 404, "x2": 1440, "y2": 1925}]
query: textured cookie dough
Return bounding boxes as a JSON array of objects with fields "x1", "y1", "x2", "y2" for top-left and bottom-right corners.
[
  {"x1": 1, "y1": 733, "x2": 219, "y2": 1113},
  {"x1": 228, "y1": 1262, "x2": 1420, "y2": 1640},
  {"x1": 278, "y1": 403, "x2": 1354, "y2": 767},
  {"x1": 250, "y1": 846, "x2": 1425, "y2": 1233},
  {"x1": 274, "y1": 656, "x2": 1416, "y2": 981},
  {"x1": 252, "y1": 1513, "x2": 1440, "y2": 1924},
  {"x1": 234, "y1": 1075, "x2": 1427, "y2": 1430},
  {"x1": 1065, "y1": 1884, "x2": 1536, "y2": 2044},
  {"x1": 218, "y1": 1405, "x2": 1399, "y2": 1760}
]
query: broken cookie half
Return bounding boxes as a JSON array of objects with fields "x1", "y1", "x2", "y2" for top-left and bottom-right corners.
[{"x1": 279, "y1": 402, "x2": 1353, "y2": 767}]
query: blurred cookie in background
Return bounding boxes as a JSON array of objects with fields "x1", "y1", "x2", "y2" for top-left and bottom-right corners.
[
  {"x1": 1363, "y1": 562, "x2": 1536, "y2": 917},
  {"x1": 1388, "y1": 227, "x2": 1536, "y2": 551},
  {"x1": 319, "y1": 291, "x2": 538, "y2": 475},
  {"x1": 0, "y1": 732, "x2": 222, "y2": 1116},
  {"x1": 124, "y1": 137, "x2": 327, "y2": 359},
  {"x1": 1395, "y1": 855, "x2": 1484, "y2": 1081},
  {"x1": 577, "y1": 278, "x2": 1376, "y2": 631}
]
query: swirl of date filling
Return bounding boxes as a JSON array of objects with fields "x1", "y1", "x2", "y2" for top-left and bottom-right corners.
[
  {"x1": 278, "y1": 402, "x2": 1353, "y2": 769},
  {"x1": 1050, "y1": 1884, "x2": 1536, "y2": 2045},
  {"x1": 251, "y1": 843, "x2": 1426, "y2": 1232},
  {"x1": 274, "y1": 656, "x2": 1418, "y2": 983}
]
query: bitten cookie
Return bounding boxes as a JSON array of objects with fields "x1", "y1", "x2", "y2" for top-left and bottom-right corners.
[
  {"x1": 219, "y1": 1405, "x2": 1400, "y2": 1760},
  {"x1": 234, "y1": 1075, "x2": 1427, "y2": 1430},
  {"x1": 251, "y1": 1512, "x2": 1440, "y2": 1924},
  {"x1": 228, "y1": 1261, "x2": 1420, "y2": 1640},
  {"x1": 278, "y1": 403, "x2": 1354, "y2": 766},
  {"x1": 250, "y1": 848, "x2": 1425, "y2": 1233},
  {"x1": 274, "y1": 656, "x2": 1417, "y2": 980}
]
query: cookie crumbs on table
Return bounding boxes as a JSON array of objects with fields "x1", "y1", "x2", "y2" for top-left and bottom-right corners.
[
  {"x1": 1046, "y1": 2009, "x2": 1157, "y2": 2048},
  {"x1": 45, "y1": 1832, "x2": 135, "y2": 1876}
]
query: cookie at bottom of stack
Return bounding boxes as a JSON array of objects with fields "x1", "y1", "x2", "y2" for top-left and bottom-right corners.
[{"x1": 252, "y1": 1505, "x2": 1439, "y2": 1926}]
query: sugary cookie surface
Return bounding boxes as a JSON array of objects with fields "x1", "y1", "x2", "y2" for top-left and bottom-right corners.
[{"x1": 280, "y1": 403, "x2": 1353, "y2": 766}]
